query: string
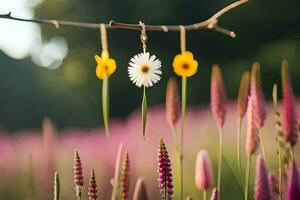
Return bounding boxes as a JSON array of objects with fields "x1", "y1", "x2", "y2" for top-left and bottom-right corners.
[
  {"x1": 139, "y1": 21, "x2": 147, "y2": 53},
  {"x1": 100, "y1": 23, "x2": 108, "y2": 51},
  {"x1": 179, "y1": 25, "x2": 186, "y2": 53}
]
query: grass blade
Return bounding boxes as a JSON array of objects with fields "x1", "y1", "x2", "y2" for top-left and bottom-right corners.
[{"x1": 111, "y1": 143, "x2": 123, "y2": 200}]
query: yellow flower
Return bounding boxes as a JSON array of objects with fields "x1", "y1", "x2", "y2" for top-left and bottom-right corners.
[
  {"x1": 94, "y1": 50, "x2": 117, "y2": 79},
  {"x1": 172, "y1": 51, "x2": 198, "y2": 77}
]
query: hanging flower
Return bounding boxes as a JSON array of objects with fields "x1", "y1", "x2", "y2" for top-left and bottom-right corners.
[
  {"x1": 94, "y1": 50, "x2": 117, "y2": 80},
  {"x1": 172, "y1": 51, "x2": 198, "y2": 77},
  {"x1": 128, "y1": 52, "x2": 162, "y2": 88},
  {"x1": 94, "y1": 49, "x2": 117, "y2": 137}
]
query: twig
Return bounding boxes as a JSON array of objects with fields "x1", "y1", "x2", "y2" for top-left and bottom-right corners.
[{"x1": 0, "y1": 0, "x2": 248, "y2": 38}]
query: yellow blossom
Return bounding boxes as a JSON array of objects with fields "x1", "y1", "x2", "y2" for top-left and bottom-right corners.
[
  {"x1": 95, "y1": 50, "x2": 117, "y2": 79},
  {"x1": 172, "y1": 51, "x2": 198, "y2": 77}
]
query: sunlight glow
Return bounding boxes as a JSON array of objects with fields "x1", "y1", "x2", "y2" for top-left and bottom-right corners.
[{"x1": 0, "y1": 0, "x2": 68, "y2": 69}]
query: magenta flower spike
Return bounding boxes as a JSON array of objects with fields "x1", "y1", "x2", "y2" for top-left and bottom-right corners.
[
  {"x1": 268, "y1": 172, "x2": 279, "y2": 200},
  {"x1": 287, "y1": 160, "x2": 300, "y2": 200},
  {"x1": 88, "y1": 169, "x2": 98, "y2": 200},
  {"x1": 254, "y1": 155, "x2": 270, "y2": 200},
  {"x1": 281, "y1": 60, "x2": 298, "y2": 147},
  {"x1": 246, "y1": 97, "x2": 260, "y2": 156},
  {"x1": 195, "y1": 149, "x2": 213, "y2": 190},
  {"x1": 211, "y1": 64, "x2": 227, "y2": 128},
  {"x1": 166, "y1": 77, "x2": 181, "y2": 128},
  {"x1": 250, "y1": 63, "x2": 266, "y2": 128},
  {"x1": 158, "y1": 138, "x2": 174, "y2": 200},
  {"x1": 74, "y1": 149, "x2": 84, "y2": 199}
]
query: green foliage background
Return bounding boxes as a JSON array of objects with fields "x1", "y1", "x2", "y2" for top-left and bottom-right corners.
[{"x1": 1, "y1": 0, "x2": 300, "y2": 130}]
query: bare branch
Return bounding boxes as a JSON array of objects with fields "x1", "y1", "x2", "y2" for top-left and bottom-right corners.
[{"x1": 0, "y1": 0, "x2": 248, "y2": 38}]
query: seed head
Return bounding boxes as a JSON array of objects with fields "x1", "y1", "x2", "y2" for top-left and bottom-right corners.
[
  {"x1": 120, "y1": 152, "x2": 130, "y2": 200},
  {"x1": 166, "y1": 78, "x2": 181, "y2": 128},
  {"x1": 211, "y1": 64, "x2": 227, "y2": 128},
  {"x1": 237, "y1": 71, "x2": 250, "y2": 118},
  {"x1": 281, "y1": 60, "x2": 298, "y2": 147},
  {"x1": 195, "y1": 149, "x2": 213, "y2": 190}
]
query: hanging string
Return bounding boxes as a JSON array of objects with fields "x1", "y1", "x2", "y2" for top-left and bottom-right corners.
[
  {"x1": 139, "y1": 21, "x2": 147, "y2": 53},
  {"x1": 52, "y1": 20, "x2": 59, "y2": 29},
  {"x1": 100, "y1": 23, "x2": 108, "y2": 51},
  {"x1": 179, "y1": 25, "x2": 186, "y2": 53}
]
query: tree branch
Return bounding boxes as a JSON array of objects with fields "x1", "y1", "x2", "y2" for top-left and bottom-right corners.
[{"x1": 0, "y1": 0, "x2": 248, "y2": 38}]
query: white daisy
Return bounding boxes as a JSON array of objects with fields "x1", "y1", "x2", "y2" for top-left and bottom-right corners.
[{"x1": 128, "y1": 52, "x2": 162, "y2": 87}]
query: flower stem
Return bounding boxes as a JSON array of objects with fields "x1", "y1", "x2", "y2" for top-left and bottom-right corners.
[
  {"x1": 76, "y1": 186, "x2": 83, "y2": 200},
  {"x1": 258, "y1": 128, "x2": 266, "y2": 160},
  {"x1": 203, "y1": 190, "x2": 207, "y2": 200},
  {"x1": 141, "y1": 86, "x2": 147, "y2": 139},
  {"x1": 244, "y1": 155, "x2": 251, "y2": 200},
  {"x1": 111, "y1": 143, "x2": 123, "y2": 200},
  {"x1": 102, "y1": 77, "x2": 110, "y2": 137},
  {"x1": 179, "y1": 76, "x2": 187, "y2": 200},
  {"x1": 237, "y1": 117, "x2": 243, "y2": 180},
  {"x1": 217, "y1": 126, "x2": 223, "y2": 195},
  {"x1": 277, "y1": 136, "x2": 282, "y2": 200}
]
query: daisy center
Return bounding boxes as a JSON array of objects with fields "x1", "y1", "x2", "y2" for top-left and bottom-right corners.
[
  {"x1": 182, "y1": 63, "x2": 190, "y2": 70},
  {"x1": 141, "y1": 64, "x2": 150, "y2": 74}
]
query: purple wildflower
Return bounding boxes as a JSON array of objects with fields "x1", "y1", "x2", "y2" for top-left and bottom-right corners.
[
  {"x1": 158, "y1": 138, "x2": 174, "y2": 200},
  {"x1": 254, "y1": 155, "x2": 270, "y2": 200}
]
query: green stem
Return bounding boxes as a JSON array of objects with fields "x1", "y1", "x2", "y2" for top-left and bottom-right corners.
[
  {"x1": 203, "y1": 190, "x2": 207, "y2": 200},
  {"x1": 179, "y1": 76, "x2": 187, "y2": 200},
  {"x1": 102, "y1": 78, "x2": 110, "y2": 137},
  {"x1": 277, "y1": 136, "x2": 282, "y2": 200},
  {"x1": 76, "y1": 186, "x2": 83, "y2": 200},
  {"x1": 244, "y1": 155, "x2": 251, "y2": 200},
  {"x1": 141, "y1": 86, "x2": 147, "y2": 139},
  {"x1": 217, "y1": 126, "x2": 223, "y2": 195},
  {"x1": 259, "y1": 128, "x2": 266, "y2": 160},
  {"x1": 171, "y1": 124, "x2": 177, "y2": 142},
  {"x1": 290, "y1": 147, "x2": 294, "y2": 160},
  {"x1": 111, "y1": 144, "x2": 123, "y2": 200},
  {"x1": 237, "y1": 117, "x2": 243, "y2": 180}
]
